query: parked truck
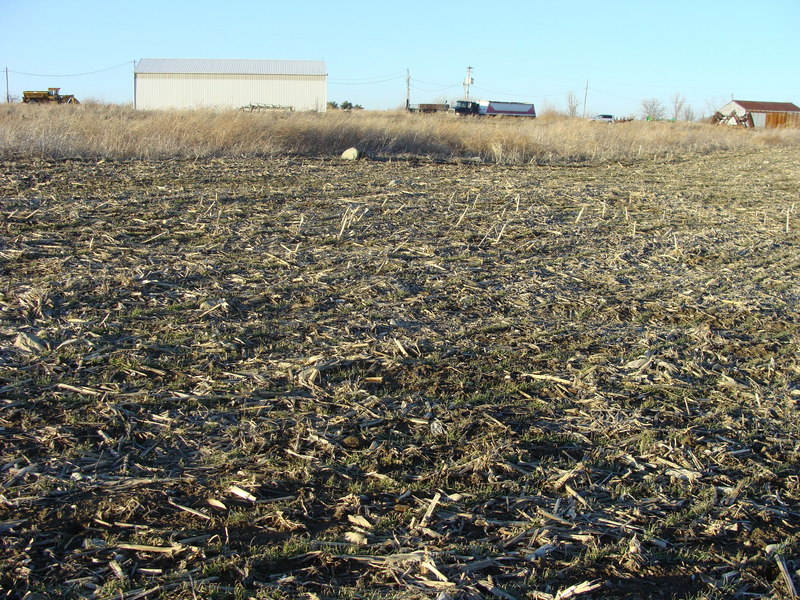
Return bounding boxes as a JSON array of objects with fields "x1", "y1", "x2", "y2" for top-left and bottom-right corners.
[
  {"x1": 453, "y1": 99, "x2": 535, "y2": 117},
  {"x1": 22, "y1": 87, "x2": 80, "y2": 104}
]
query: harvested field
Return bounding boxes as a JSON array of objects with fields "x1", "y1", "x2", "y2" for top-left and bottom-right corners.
[{"x1": 1, "y1": 147, "x2": 799, "y2": 599}]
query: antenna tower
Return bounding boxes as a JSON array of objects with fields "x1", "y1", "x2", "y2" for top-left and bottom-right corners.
[{"x1": 463, "y1": 66, "x2": 473, "y2": 101}]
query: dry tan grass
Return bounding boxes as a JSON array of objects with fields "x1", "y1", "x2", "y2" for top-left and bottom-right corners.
[{"x1": 2, "y1": 103, "x2": 799, "y2": 164}]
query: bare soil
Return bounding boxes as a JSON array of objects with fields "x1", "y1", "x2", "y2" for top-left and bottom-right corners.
[{"x1": 1, "y1": 148, "x2": 799, "y2": 599}]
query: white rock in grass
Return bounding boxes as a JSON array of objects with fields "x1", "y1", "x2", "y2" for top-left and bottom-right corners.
[
  {"x1": 344, "y1": 531, "x2": 368, "y2": 545},
  {"x1": 341, "y1": 147, "x2": 359, "y2": 160},
  {"x1": 200, "y1": 298, "x2": 229, "y2": 312},
  {"x1": 15, "y1": 332, "x2": 48, "y2": 353}
]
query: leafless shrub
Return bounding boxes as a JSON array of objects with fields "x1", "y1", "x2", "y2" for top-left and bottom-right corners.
[{"x1": 641, "y1": 98, "x2": 666, "y2": 121}]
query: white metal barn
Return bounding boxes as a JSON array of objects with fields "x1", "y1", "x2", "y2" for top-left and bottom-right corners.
[{"x1": 134, "y1": 58, "x2": 327, "y2": 111}]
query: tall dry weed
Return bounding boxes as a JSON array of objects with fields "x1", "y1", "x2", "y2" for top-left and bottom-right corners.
[{"x1": 1, "y1": 103, "x2": 798, "y2": 164}]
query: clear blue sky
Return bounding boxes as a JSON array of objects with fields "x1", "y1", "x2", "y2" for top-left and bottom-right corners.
[{"x1": 2, "y1": 0, "x2": 799, "y2": 117}]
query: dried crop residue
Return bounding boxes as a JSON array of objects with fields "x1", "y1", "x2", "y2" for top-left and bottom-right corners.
[{"x1": 1, "y1": 149, "x2": 799, "y2": 600}]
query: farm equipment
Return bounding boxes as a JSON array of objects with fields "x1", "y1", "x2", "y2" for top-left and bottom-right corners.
[
  {"x1": 240, "y1": 103, "x2": 293, "y2": 112},
  {"x1": 453, "y1": 99, "x2": 536, "y2": 117},
  {"x1": 712, "y1": 111, "x2": 754, "y2": 128},
  {"x1": 407, "y1": 103, "x2": 450, "y2": 113},
  {"x1": 22, "y1": 88, "x2": 80, "y2": 104}
]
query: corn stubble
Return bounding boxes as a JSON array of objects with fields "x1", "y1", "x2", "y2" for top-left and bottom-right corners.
[{"x1": 1, "y1": 106, "x2": 799, "y2": 599}]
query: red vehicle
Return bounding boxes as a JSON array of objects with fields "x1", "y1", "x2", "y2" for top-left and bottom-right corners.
[{"x1": 453, "y1": 99, "x2": 536, "y2": 117}]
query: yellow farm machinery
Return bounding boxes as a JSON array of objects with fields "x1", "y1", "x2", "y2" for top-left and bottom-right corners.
[{"x1": 22, "y1": 87, "x2": 79, "y2": 104}]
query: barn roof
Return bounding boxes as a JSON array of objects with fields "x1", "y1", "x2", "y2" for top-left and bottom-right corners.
[
  {"x1": 134, "y1": 58, "x2": 326, "y2": 76},
  {"x1": 733, "y1": 100, "x2": 800, "y2": 113}
]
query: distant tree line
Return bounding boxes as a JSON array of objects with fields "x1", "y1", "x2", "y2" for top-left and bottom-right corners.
[
  {"x1": 327, "y1": 101, "x2": 363, "y2": 110},
  {"x1": 328, "y1": 94, "x2": 701, "y2": 120},
  {"x1": 641, "y1": 93, "x2": 696, "y2": 121},
  {"x1": 561, "y1": 89, "x2": 699, "y2": 121}
]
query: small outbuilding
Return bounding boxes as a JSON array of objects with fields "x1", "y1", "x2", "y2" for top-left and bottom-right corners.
[
  {"x1": 134, "y1": 58, "x2": 327, "y2": 112},
  {"x1": 713, "y1": 100, "x2": 800, "y2": 128}
]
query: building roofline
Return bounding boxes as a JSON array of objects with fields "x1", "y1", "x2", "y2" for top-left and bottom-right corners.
[
  {"x1": 134, "y1": 58, "x2": 327, "y2": 76},
  {"x1": 731, "y1": 100, "x2": 800, "y2": 113}
]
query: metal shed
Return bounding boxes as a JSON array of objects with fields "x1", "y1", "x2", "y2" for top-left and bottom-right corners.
[
  {"x1": 714, "y1": 100, "x2": 800, "y2": 128},
  {"x1": 134, "y1": 58, "x2": 327, "y2": 112}
]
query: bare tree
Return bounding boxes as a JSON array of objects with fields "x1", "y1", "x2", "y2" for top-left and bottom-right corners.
[
  {"x1": 641, "y1": 98, "x2": 666, "y2": 121},
  {"x1": 704, "y1": 96, "x2": 729, "y2": 121},
  {"x1": 671, "y1": 92, "x2": 686, "y2": 121},
  {"x1": 539, "y1": 99, "x2": 561, "y2": 116},
  {"x1": 566, "y1": 91, "x2": 580, "y2": 117},
  {"x1": 681, "y1": 105, "x2": 696, "y2": 122}
]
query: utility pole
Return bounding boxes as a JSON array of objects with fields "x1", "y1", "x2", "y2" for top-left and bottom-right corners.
[
  {"x1": 405, "y1": 68, "x2": 410, "y2": 110},
  {"x1": 582, "y1": 80, "x2": 588, "y2": 119},
  {"x1": 463, "y1": 66, "x2": 473, "y2": 102},
  {"x1": 5, "y1": 67, "x2": 9, "y2": 104}
]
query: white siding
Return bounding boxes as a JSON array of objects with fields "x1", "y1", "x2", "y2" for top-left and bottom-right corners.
[
  {"x1": 133, "y1": 60, "x2": 327, "y2": 112},
  {"x1": 718, "y1": 101, "x2": 743, "y2": 117},
  {"x1": 716, "y1": 101, "x2": 746, "y2": 126},
  {"x1": 135, "y1": 73, "x2": 326, "y2": 111}
]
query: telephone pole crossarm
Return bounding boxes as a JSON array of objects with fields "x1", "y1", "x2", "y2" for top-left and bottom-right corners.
[{"x1": 463, "y1": 66, "x2": 473, "y2": 102}]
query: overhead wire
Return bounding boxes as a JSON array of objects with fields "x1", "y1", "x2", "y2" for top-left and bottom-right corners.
[
  {"x1": 10, "y1": 61, "x2": 135, "y2": 77},
  {"x1": 329, "y1": 74, "x2": 406, "y2": 85},
  {"x1": 588, "y1": 87, "x2": 641, "y2": 102},
  {"x1": 329, "y1": 71, "x2": 406, "y2": 84},
  {"x1": 413, "y1": 78, "x2": 461, "y2": 87},
  {"x1": 8, "y1": 63, "x2": 775, "y2": 109},
  {"x1": 473, "y1": 85, "x2": 576, "y2": 99},
  {"x1": 410, "y1": 82, "x2": 461, "y2": 93}
]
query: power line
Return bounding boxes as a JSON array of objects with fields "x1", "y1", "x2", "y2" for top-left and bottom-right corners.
[
  {"x1": 414, "y1": 78, "x2": 461, "y2": 87},
  {"x1": 329, "y1": 70, "x2": 405, "y2": 82},
  {"x1": 588, "y1": 87, "x2": 641, "y2": 102},
  {"x1": 329, "y1": 74, "x2": 405, "y2": 86},
  {"x1": 9, "y1": 61, "x2": 134, "y2": 77},
  {"x1": 410, "y1": 82, "x2": 461, "y2": 93},
  {"x1": 472, "y1": 85, "x2": 574, "y2": 99}
]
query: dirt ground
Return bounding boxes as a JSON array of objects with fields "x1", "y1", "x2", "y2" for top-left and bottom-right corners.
[{"x1": 1, "y1": 148, "x2": 799, "y2": 599}]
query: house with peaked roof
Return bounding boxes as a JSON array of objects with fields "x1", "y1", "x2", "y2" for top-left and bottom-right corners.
[{"x1": 714, "y1": 100, "x2": 800, "y2": 128}]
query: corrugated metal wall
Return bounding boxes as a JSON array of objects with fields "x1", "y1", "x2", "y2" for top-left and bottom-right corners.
[
  {"x1": 751, "y1": 112, "x2": 767, "y2": 128},
  {"x1": 135, "y1": 73, "x2": 327, "y2": 111},
  {"x1": 750, "y1": 112, "x2": 799, "y2": 128},
  {"x1": 765, "y1": 112, "x2": 789, "y2": 128}
]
